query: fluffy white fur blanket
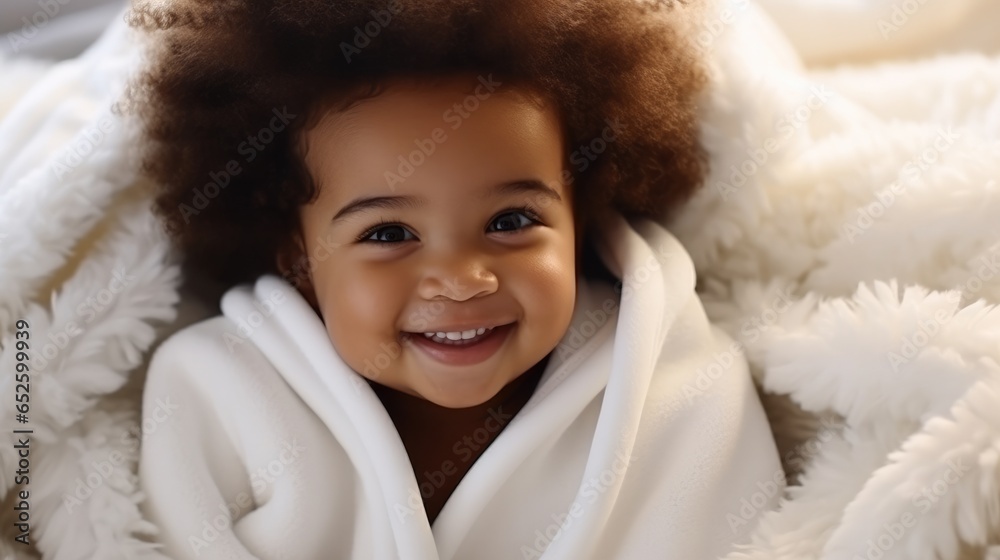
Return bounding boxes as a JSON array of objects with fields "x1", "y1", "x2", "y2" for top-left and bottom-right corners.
[{"x1": 1, "y1": 0, "x2": 998, "y2": 558}]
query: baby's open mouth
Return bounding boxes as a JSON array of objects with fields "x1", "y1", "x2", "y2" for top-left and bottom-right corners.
[{"x1": 400, "y1": 322, "x2": 516, "y2": 366}]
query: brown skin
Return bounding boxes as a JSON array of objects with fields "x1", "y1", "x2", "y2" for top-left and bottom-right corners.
[{"x1": 277, "y1": 75, "x2": 579, "y2": 408}]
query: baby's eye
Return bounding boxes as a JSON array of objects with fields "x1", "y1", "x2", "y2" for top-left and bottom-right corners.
[
  {"x1": 487, "y1": 209, "x2": 538, "y2": 234},
  {"x1": 363, "y1": 225, "x2": 415, "y2": 244},
  {"x1": 358, "y1": 207, "x2": 540, "y2": 245}
]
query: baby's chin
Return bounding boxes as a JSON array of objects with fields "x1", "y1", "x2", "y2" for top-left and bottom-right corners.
[{"x1": 413, "y1": 376, "x2": 509, "y2": 409}]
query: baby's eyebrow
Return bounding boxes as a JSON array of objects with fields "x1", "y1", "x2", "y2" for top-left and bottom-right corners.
[
  {"x1": 330, "y1": 179, "x2": 561, "y2": 225},
  {"x1": 331, "y1": 195, "x2": 425, "y2": 225}
]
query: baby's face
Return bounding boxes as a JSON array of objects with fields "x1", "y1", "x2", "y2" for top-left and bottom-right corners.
[{"x1": 286, "y1": 74, "x2": 578, "y2": 408}]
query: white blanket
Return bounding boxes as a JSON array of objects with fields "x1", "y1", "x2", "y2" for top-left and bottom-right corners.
[
  {"x1": 1, "y1": 0, "x2": 999, "y2": 558},
  {"x1": 138, "y1": 213, "x2": 780, "y2": 560}
]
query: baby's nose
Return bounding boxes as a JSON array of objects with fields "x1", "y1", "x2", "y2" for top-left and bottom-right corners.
[{"x1": 417, "y1": 261, "x2": 498, "y2": 302}]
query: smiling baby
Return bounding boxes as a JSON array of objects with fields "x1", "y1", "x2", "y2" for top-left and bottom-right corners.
[{"x1": 130, "y1": 0, "x2": 783, "y2": 558}]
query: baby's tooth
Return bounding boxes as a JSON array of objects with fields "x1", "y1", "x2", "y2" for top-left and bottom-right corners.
[{"x1": 422, "y1": 327, "x2": 493, "y2": 343}]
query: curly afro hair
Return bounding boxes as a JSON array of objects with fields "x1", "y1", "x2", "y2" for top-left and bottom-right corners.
[{"x1": 124, "y1": 0, "x2": 708, "y2": 303}]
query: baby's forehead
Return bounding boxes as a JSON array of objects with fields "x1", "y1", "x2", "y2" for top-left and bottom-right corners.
[
  {"x1": 304, "y1": 84, "x2": 565, "y2": 174},
  {"x1": 312, "y1": 75, "x2": 551, "y2": 125}
]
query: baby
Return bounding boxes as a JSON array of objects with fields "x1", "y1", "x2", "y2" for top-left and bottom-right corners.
[{"x1": 130, "y1": 0, "x2": 783, "y2": 558}]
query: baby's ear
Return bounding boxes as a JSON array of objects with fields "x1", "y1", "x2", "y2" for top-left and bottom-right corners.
[{"x1": 276, "y1": 233, "x2": 319, "y2": 309}]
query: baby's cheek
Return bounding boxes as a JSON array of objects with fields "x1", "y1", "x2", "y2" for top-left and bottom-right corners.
[
  {"x1": 516, "y1": 257, "x2": 576, "y2": 345},
  {"x1": 320, "y1": 275, "x2": 407, "y2": 369},
  {"x1": 325, "y1": 322, "x2": 380, "y2": 382},
  {"x1": 526, "y1": 249, "x2": 576, "y2": 299}
]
